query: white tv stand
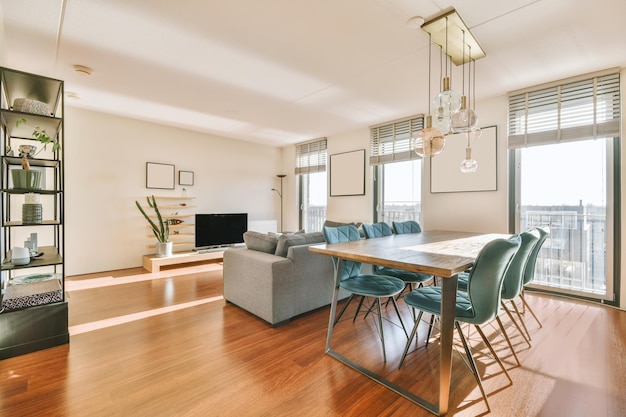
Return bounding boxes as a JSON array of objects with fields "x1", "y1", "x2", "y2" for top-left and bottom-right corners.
[{"x1": 142, "y1": 250, "x2": 224, "y2": 273}]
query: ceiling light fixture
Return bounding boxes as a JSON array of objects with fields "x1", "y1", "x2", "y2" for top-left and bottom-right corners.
[
  {"x1": 421, "y1": 8, "x2": 485, "y2": 136},
  {"x1": 73, "y1": 65, "x2": 93, "y2": 76}
]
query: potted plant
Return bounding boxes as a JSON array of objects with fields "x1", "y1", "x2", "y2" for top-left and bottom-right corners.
[
  {"x1": 136, "y1": 196, "x2": 172, "y2": 257},
  {"x1": 10, "y1": 118, "x2": 61, "y2": 189}
]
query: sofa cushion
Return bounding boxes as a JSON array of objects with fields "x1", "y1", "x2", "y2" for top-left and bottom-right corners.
[
  {"x1": 275, "y1": 231, "x2": 325, "y2": 257},
  {"x1": 243, "y1": 231, "x2": 278, "y2": 253}
]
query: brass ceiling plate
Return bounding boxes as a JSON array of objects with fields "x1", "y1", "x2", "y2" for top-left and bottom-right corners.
[{"x1": 421, "y1": 9, "x2": 486, "y2": 66}]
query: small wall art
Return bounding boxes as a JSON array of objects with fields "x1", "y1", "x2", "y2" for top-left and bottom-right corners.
[
  {"x1": 179, "y1": 170, "x2": 194, "y2": 186},
  {"x1": 146, "y1": 162, "x2": 175, "y2": 190},
  {"x1": 330, "y1": 149, "x2": 366, "y2": 196}
]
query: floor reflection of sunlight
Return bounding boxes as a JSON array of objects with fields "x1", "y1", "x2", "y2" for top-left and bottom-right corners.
[
  {"x1": 68, "y1": 295, "x2": 223, "y2": 336},
  {"x1": 66, "y1": 264, "x2": 222, "y2": 291}
]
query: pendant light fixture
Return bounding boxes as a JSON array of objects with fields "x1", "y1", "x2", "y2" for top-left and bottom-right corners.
[
  {"x1": 451, "y1": 35, "x2": 478, "y2": 133},
  {"x1": 421, "y1": 8, "x2": 485, "y2": 138},
  {"x1": 414, "y1": 33, "x2": 445, "y2": 158},
  {"x1": 459, "y1": 134, "x2": 478, "y2": 174}
]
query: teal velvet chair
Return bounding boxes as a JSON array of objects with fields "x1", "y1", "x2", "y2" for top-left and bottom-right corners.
[
  {"x1": 399, "y1": 235, "x2": 521, "y2": 411},
  {"x1": 392, "y1": 220, "x2": 422, "y2": 234},
  {"x1": 457, "y1": 230, "x2": 541, "y2": 358},
  {"x1": 519, "y1": 227, "x2": 550, "y2": 329},
  {"x1": 362, "y1": 222, "x2": 434, "y2": 299},
  {"x1": 323, "y1": 224, "x2": 407, "y2": 362}
]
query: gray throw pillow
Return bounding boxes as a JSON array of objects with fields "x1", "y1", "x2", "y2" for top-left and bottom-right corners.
[
  {"x1": 243, "y1": 231, "x2": 278, "y2": 253},
  {"x1": 274, "y1": 232, "x2": 325, "y2": 257}
]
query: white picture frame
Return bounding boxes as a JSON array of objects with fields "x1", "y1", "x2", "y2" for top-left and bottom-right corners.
[
  {"x1": 146, "y1": 162, "x2": 175, "y2": 190},
  {"x1": 330, "y1": 149, "x2": 365, "y2": 197}
]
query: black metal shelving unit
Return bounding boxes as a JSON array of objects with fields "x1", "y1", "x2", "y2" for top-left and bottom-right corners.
[{"x1": 0, "y1": 67, "x2": 67, "y2": 359}]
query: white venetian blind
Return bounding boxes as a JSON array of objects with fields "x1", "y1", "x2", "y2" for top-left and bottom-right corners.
[
  {"x1": 295, "y1": 137, "x2": 327, "y2": 174},
  {"x1": 508, "y1": 70, "x2": 621, "y2": 149},
  {"x1": 369, "y1": 115, "x2": 424, "y2": 165}
]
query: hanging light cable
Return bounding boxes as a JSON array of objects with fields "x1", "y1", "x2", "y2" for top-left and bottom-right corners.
[
  {"x1": 431, "y1": 16, "x2": 460, "y2": 134},
  {"x1": 414, "y1": 33, "x2": 445, "y2": 158}
]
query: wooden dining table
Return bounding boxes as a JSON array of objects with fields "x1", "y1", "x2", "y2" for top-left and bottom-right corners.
[{"x1": 309, "y1": 230, "x2": 508, "y2": 416}]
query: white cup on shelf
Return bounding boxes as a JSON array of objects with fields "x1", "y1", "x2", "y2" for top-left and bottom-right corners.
[{"x1": 11, "y1": 247, "x2": 31, "y2": 266}]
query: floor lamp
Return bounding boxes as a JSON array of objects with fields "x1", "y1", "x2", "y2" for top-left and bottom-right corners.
[{"x1": 272, "y1": 174, "x2": 286, "y2": 232}]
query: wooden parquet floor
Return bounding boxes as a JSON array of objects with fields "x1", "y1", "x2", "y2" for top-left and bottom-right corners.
[{"x1": 1, "y1": 263, "x2": 625, "y2": 417}]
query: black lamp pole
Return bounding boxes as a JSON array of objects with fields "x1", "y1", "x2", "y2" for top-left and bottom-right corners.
[{"x1": 272, "y1": 174, "x2": 286, "y2": 232}]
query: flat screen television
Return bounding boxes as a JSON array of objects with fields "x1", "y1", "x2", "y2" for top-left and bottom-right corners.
[{"x1": 195, "y1": 213, "x2": 248, "y2": 249}]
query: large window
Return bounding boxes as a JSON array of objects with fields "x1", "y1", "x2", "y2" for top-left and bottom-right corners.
[
  {"x1": 509, "y1": 70, "x2": 620, "y2": 301},
  {"x1": 370, "y1": 115, "x2": 424, "y2": 224},
  {"x1": 295, "y1": 138, "x2": 327, "y2": 232},
  {"x1": 376, "y1": 160, "x2": 422, "y2": 224}
]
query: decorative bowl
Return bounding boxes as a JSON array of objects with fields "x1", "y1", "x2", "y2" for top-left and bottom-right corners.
[
  {"x1": 13, "y1": 98, "x2": 51, "y2": 115},
  {"x1": 18, "y1": 144, "x2": 37, "y2": 157}
]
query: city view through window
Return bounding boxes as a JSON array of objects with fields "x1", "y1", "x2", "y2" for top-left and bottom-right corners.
[{"x1": 520, "y1": 139, "x2": 609, "y2": 297}]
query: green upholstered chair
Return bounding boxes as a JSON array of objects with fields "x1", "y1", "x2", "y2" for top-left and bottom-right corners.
[
  {"x1": 392, "y1": 220, "x2": 422, "y2": 234},
  {"x1": 362, "y1": 222, "x2": 434, "y2": 298},
  {"x1": 457, "y1": 230, "x2": 541, "y2": 358},
  {"x1": 519, "y1": 227, "x2": 550, "y2": 329},
  {"x1": 323, "y1": 224, "x2": 407, "y2": 362},
  {"x1": 399, "y1": 235, "x2": 521, "y2": 411}
]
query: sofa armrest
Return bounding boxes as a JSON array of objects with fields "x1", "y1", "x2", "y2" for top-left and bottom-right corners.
[{"x1": 223, "y1": 247, "x2": 295, "y2": 325}]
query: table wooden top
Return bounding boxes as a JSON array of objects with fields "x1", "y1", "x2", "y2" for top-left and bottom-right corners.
[{"x1": 309, "y1": 230, "x2": 509, "y2": 278}]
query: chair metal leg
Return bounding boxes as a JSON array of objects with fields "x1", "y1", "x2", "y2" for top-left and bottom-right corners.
[
  {"x1": 375, "y1": 298, "x2": 387, "y2": 362},
  {"x1": 501, "y1": 301, "x2": 531, "y2": 347},
  {"x1": 495, "y1": 316, "x2": 521, "y2": 367},
  {"x1": 352, "y1": 295, "x2": 366, "y2": 323},
  {"x1": 456, "y1": 322, "x2": 490, "y2": 412},
  {"x1": 399, "y1": 310, "x2": 424, "y2": 369},
  {"x1": 390, "y1": 296, "x2": 408, "y2": 338},
  {"x1": 475, "y1": 324, "x2": 513, "y2": 384},
  {"x1": 425, "y1": 314, "x2": 435, "y2": 346},
  {"x1": 510, "y1": 299, "x2": 532, "y2": 341},
  {"x1": 520, "y1": 292, "x2": 543, "y2": 328},
  {"x1": 334, "y1": 294, "x2": 355, "y2": 326}
]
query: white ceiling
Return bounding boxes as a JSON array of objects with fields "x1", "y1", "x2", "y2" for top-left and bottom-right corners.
[{"x1": 1, "y1": 0, "x2": 625, "y2": 147}]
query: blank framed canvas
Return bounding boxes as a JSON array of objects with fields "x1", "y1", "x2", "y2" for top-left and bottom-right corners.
[
  {"x1": 430, "y1": 125, "x2": 497, "y2": 193},
  {"x1": 146, "y1": 162, "x2": 175, "y2": 189},
  {"x1": 330, "y1": 149, "x2": 365, "y2": 196}
]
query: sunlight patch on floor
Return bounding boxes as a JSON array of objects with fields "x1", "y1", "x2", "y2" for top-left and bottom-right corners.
[
  {"x1": 68, "y1": 295, "x2": 224, "y2": 335},
  {"x1": 66, "y1": 263, "x2": 222, "y2": 291}
]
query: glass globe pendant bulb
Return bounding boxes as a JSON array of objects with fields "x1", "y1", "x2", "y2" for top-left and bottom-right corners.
[
  {"x1": 433, "y1": 114, "x2": 452, "y2": 136},
  {"x1": 451, "y1": 96, "x2": 478, "y2": 133},
  {"x1": 431, "y1": 76, "x2": 461, "y2": 118},
  {"x1": 414, "y1": 116, "x2": 445, "y2": 157},
  {"x1": 469, "y1": 127, "x2": 482, "y2": 140},
  {"x1": 460, "y1": 147, "x2": 478, "y2": 173}
]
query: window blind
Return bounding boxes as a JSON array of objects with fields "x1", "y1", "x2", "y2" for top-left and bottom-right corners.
[
  {"x1": 508, "y1": 70, "x2": 620, "y2": 149},
  {"x1": 295, "y1": 137, "x2": 327, "y2": 174},
  {"x1": 369, "y1": 115, "x2": 424, "y2": 165}
]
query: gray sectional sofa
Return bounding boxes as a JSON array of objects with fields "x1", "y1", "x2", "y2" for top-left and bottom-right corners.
[{"x1": 223, "y1": 230, "x2": 349, "y2": 326}]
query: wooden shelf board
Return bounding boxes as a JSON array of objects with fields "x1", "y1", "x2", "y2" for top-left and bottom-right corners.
[
  {"x1": 142, "y1": 250, "x2": 223, "y2": 272},
  {"x1": 151, "y1": 196, "x2": 196, "y2": 200}
]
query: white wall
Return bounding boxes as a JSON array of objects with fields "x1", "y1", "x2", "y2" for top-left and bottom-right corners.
[
  {"x1": 422, "y1": 95, "x2": 509, "y2": 233},
  {"x1": 64, "y1": 107, "x2": 280, "y2": 275}
]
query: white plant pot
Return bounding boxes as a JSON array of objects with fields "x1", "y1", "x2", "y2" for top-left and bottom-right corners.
[{"x1": 155, "y1": 241, "x2": 173, "y2": 258}]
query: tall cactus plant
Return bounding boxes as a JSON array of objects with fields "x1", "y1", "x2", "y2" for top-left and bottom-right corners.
[{"x1": 136, "y1": 196, "x2": 170, "y2": 243}]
